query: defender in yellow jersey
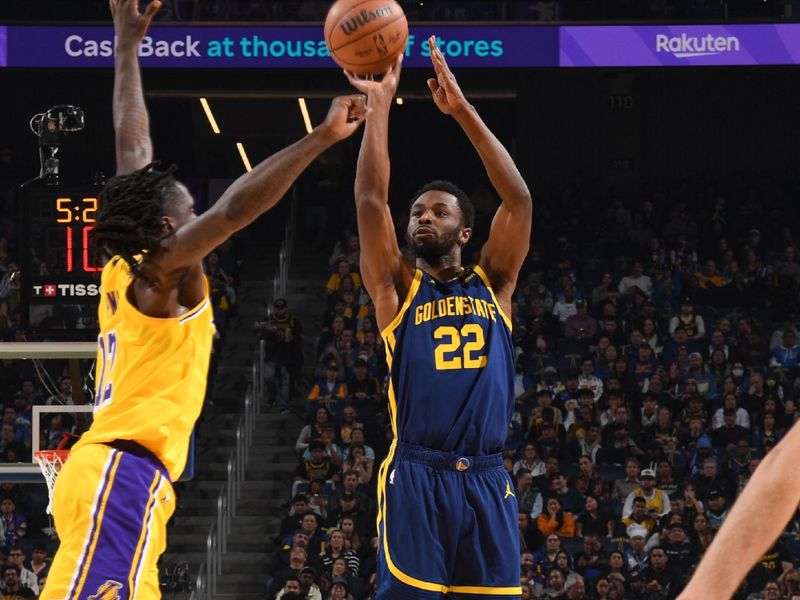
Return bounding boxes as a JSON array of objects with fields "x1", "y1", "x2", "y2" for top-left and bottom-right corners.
[{"x1": 41, "y1": 2, "x2": 368, "y2": 598}]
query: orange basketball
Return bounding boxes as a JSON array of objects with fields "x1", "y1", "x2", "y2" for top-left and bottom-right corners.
[{"x1": 324, "y1": 0, "x2": 409, "y2": 75}]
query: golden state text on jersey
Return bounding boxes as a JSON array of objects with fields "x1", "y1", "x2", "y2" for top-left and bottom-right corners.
[{"x1": 382, "y1": 266, "x2": 514, "y2": 456}]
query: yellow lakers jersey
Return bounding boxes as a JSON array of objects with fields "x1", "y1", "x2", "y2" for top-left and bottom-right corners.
[{"x1": 74, "y1": 257, "x2": 215, "y2": 480}]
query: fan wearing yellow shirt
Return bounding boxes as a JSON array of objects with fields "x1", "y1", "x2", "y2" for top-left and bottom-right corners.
[{"x1": 40, "y1": 2, "x2": 366, "y2": 599}]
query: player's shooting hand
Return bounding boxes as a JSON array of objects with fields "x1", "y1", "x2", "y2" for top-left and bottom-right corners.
[
  {"x1": 344, "y1": 54, "x2": 403, "y2": 107},
  {"x1": 427, "y1": 36, "x2": 469, "y2": 116},
  {"x1": 320, "y1": 95, "x2": 368, "y2": 142},
  {"x1": 110, "y1": 0, "x2": 161, "y2": 50}
]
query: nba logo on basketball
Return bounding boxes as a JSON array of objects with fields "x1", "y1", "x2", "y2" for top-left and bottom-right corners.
[
  {"x1": 373, "y1": 33, "x2": 389, "y2": 57},
  {"x1": 88, "y1": 580, "x2": 123, "y2": 600},
  {"x1": 455, "y1": 458, "x2": 470, "y2": 472}
]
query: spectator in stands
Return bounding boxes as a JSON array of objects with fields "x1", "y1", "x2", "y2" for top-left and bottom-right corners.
[
  {"x1": 326, "y1": 260, "x2": 361, "y2": 297},
  {"x1": 275, "y1": 574, "x2": 304, "y2": 600},
  {"x1": 338, "y1": 405, "x2": 362, "y2": 447},
  {"x1": 619, "y1": 497, "x2": 657, "y2": 538},
  {"x1": 532, "y1": 535, "x2": 562, "y2": 585},
  {"x1": 692, "y1": 457, "x2": 729, "y2": 502},
  {"x1": 296, "y1": 407, "x2": 336, "y2": 455},
  {"x1": 294, "y1": 440, "x2": 339, "y2": 488},
  {"x1": 307, "y1": 363, "x2": 348, "y2": 417},
  {"x1": 515, "y1": 469, "x2": 544, "y2": 519},
  {"x1": 711, "y1": 409, "x2": 750, "y2": 450},
  {"x1": 320, "y1": 529, "x2": 360, "y2": 576},
  {"x1": 542, "y1": 567, "x2": 568, "y2": 598},
  {"x1": 536, "y1": 497, "x2": 575, "y2": 538},
  {"x1": 564, "y1": 300, "x2": 597, "y2": 342},
  {"x1": 622, "y1": 468, "x2": 671, "y2": 519},
  {"x1": 640, "y1": 547, "x2": 681, "y2": 598},
  {"x1": 327, "y1": 491, "x2": 372, "y2": 539},
  {"x1": 328, "y1": 234, "x2": 360, "y2": 271},
  {"x1": 514, "y1": 443, "x2": 546, "y2": 477},
  {"x1": 281, "y1": 494, "x2": 314, "y2": 536},
  {"x1": 345, "y1": 359, "x2": 381, "y2": 424},
  {"x1": 4, "y1": 547, "x2": 37, "y2": 594},
  {"x1": 603, "y1": 551, "x2": 629, "y2": 587},
  {"x1": 0, "y1": 564, "x2": 34, "y2": 599},
  {"x1": 770, "y1": 329, "x2": 800, "y2": 368},
  {"x1": 660, "y1": 523, "x2": 697, "y2": 575},
  {"x1": 307, "y1": 425, "x2": 343, "y2": 466},
  {"x1": 669, "y1": 299, "x2": 705, "y2": 341},
  {"x1": 342, "y1": 444, "x2": 372, "y2": 484},
  {"x1": 256, "y1": 297, "x2": 304, "y2": 414},
  {"x1": 577, "y1": 359, "x2": 603, "y2": 402},
  {"x1": 317, "y1": 316, "x2": 345, "y2": 358},
  {"x1": 575, "y1": 495, "x2": 612, "y2": 539},
  {"x1": 24, "y1": 544, "x2": 49, "y2": 582},
  {"x1": 612, "y1": 458, "x2": 640, "y2": 500},
  {"x1": 44, "y1": 376, "x2": 73, "y2": 406},
  {"x1": 690, "y1": 511, "x2": 714, "y2": 551},
  {"x1": 298, "y1": 566, "x2": 323, "y2": 600},
  {"x1": 619, "y1": 262, "x2": 653, "y2": 298},
  {"x1": 0, "y1": 498, "x2": 25, "y2": 553},
  {"x1": 704, "y1": 489, "x2": 729, "y2": 530},
  {"x1": 553, "y1": 285, "x2": 578, "y2": 323},
  {"x1": 625, "y1": 526, "x2": 650, "y2": 572}
]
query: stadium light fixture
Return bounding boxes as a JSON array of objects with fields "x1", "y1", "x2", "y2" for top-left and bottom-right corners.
[
  {"x1": 298, "y1": 98, "x2": 313, "y2": 134},
  {"x1": 199, "y1": 98, "x2": 221, "y2": 134},
  {"x1": 236, "y1": 142, "x2": 252, "y2": 172}
]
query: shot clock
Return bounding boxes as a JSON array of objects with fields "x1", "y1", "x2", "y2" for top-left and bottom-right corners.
[{"x1": 20, "y1": 184, "x2": 104, "y2": 338}]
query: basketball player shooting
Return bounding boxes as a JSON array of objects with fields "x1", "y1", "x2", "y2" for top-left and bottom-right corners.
[
  {"x1": 40, "y1": 1, "x2": 366, "y2": 598},
  {"x1": 345, "y1": 37, "x2": 532, "y2": 598},
  {"x1": 678, "y1": 425, "x2": 800, "y2": 598}
]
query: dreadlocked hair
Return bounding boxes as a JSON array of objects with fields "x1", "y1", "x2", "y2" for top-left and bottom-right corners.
[{"x1": 95, "y1": 161, "x2": 179, "y2": 275}]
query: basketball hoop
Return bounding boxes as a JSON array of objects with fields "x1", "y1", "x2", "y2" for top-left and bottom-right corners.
[{"x1": 34, "y1": 449, "x2": 70, "y2": 515}]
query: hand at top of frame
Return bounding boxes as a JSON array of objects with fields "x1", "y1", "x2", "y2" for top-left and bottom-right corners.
[
  {"x1": 344, "y1": 54, "x2": 403, "y2": 108},
  {"x1": 318, "y1": 95, "x2": 368, "y2": 143},
  {"x1": 426, "y1": 35, "x2": 470, "y2": 116},
  {"x1": 110, "y1": 0, "x2": 161, "y2": 51}
]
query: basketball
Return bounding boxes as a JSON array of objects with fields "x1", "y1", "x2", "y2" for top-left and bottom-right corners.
[{"x1": 324, "y1": 0, "x2": 409, "y2": 75}]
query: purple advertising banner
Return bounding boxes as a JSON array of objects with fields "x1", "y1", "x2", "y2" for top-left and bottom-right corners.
[
  {"x1": 0, "y1": 27, "x2": 6, "y2": 68},
  {"x1": 561, "y1": 24, "x2": 800, "y2": 67},
  {"x1": 2, "y1": 25, "x2": 558, "y2": 68}
]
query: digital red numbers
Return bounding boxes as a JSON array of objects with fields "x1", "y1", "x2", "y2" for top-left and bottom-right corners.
[{"x1": 57, "y1": 197, "x2": 101, "y2": 273}]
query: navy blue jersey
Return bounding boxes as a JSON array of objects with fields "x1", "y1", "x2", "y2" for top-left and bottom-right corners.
[{"x1": 382, "y1": 266, "x2": 515, "y2": 456}]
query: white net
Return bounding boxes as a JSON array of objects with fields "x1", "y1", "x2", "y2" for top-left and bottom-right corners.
[{"x1": 34, "y1": 450, "x2": 69, "y2": 514}]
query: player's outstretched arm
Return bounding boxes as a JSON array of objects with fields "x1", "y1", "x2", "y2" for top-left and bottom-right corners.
[
  {"x1": 426, "y1": 36, "x2": 531, "y2": 305},
  {"x1": 677, "y1": 422, "x2": 800, "y2": 600},
  {"x1": 158, "y1": 96, "x2": 367, "y2": 272},
  {"x1": 110, "y1": 0, "x2": 160, "y2": 175},
  {"x1": 346, "y1": 57, "x2": 413, "y2": 331}
]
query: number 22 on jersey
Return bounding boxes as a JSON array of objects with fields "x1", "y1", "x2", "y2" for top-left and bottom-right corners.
[
  {"x1": 434, "y1": 324, "x2": 488, "y2": 370},
  {"x1": 95, "y1": 330, "x2": 117, "y2": 409}
]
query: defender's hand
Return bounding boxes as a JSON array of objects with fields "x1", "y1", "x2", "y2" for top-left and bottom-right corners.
[
  {"x1": 345, "y1": 54, "x2": 403, "y2": 106},
  {"x1": 110, "y1": 0, "x2": 161, "y2": 49},
  {"x1": 426, "y1": 35, "x2": 470, "y2": 116},
  {"x1": 318, "y1": 95, "x2": 368, "y2": 142}
]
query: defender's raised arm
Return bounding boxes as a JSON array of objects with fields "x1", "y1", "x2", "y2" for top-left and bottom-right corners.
[{"x1": 110, "y1": 0, "x2": 160, "y2": 174}]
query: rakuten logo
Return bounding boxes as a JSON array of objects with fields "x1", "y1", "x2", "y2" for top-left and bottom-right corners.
[{"x1": 655, "y1": 33, "x2": 740, "y2": 58}]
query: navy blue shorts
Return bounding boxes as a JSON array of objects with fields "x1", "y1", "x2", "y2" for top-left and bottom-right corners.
[{"x1": 376, "y1": 442, "x2": 521, "y2": 599}]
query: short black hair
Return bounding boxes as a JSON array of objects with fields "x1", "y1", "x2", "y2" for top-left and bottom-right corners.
[
  {"x1": 96, "y1": 161, "x2": 180, "y2": 275},
  {"x1": 409, "y1": 180, "x2": 474, "y2": 229}
]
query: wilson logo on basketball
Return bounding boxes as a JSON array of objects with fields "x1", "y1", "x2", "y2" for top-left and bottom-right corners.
[{"x1": 339, "y1": 6, "x2": 395, "y2": 36}]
